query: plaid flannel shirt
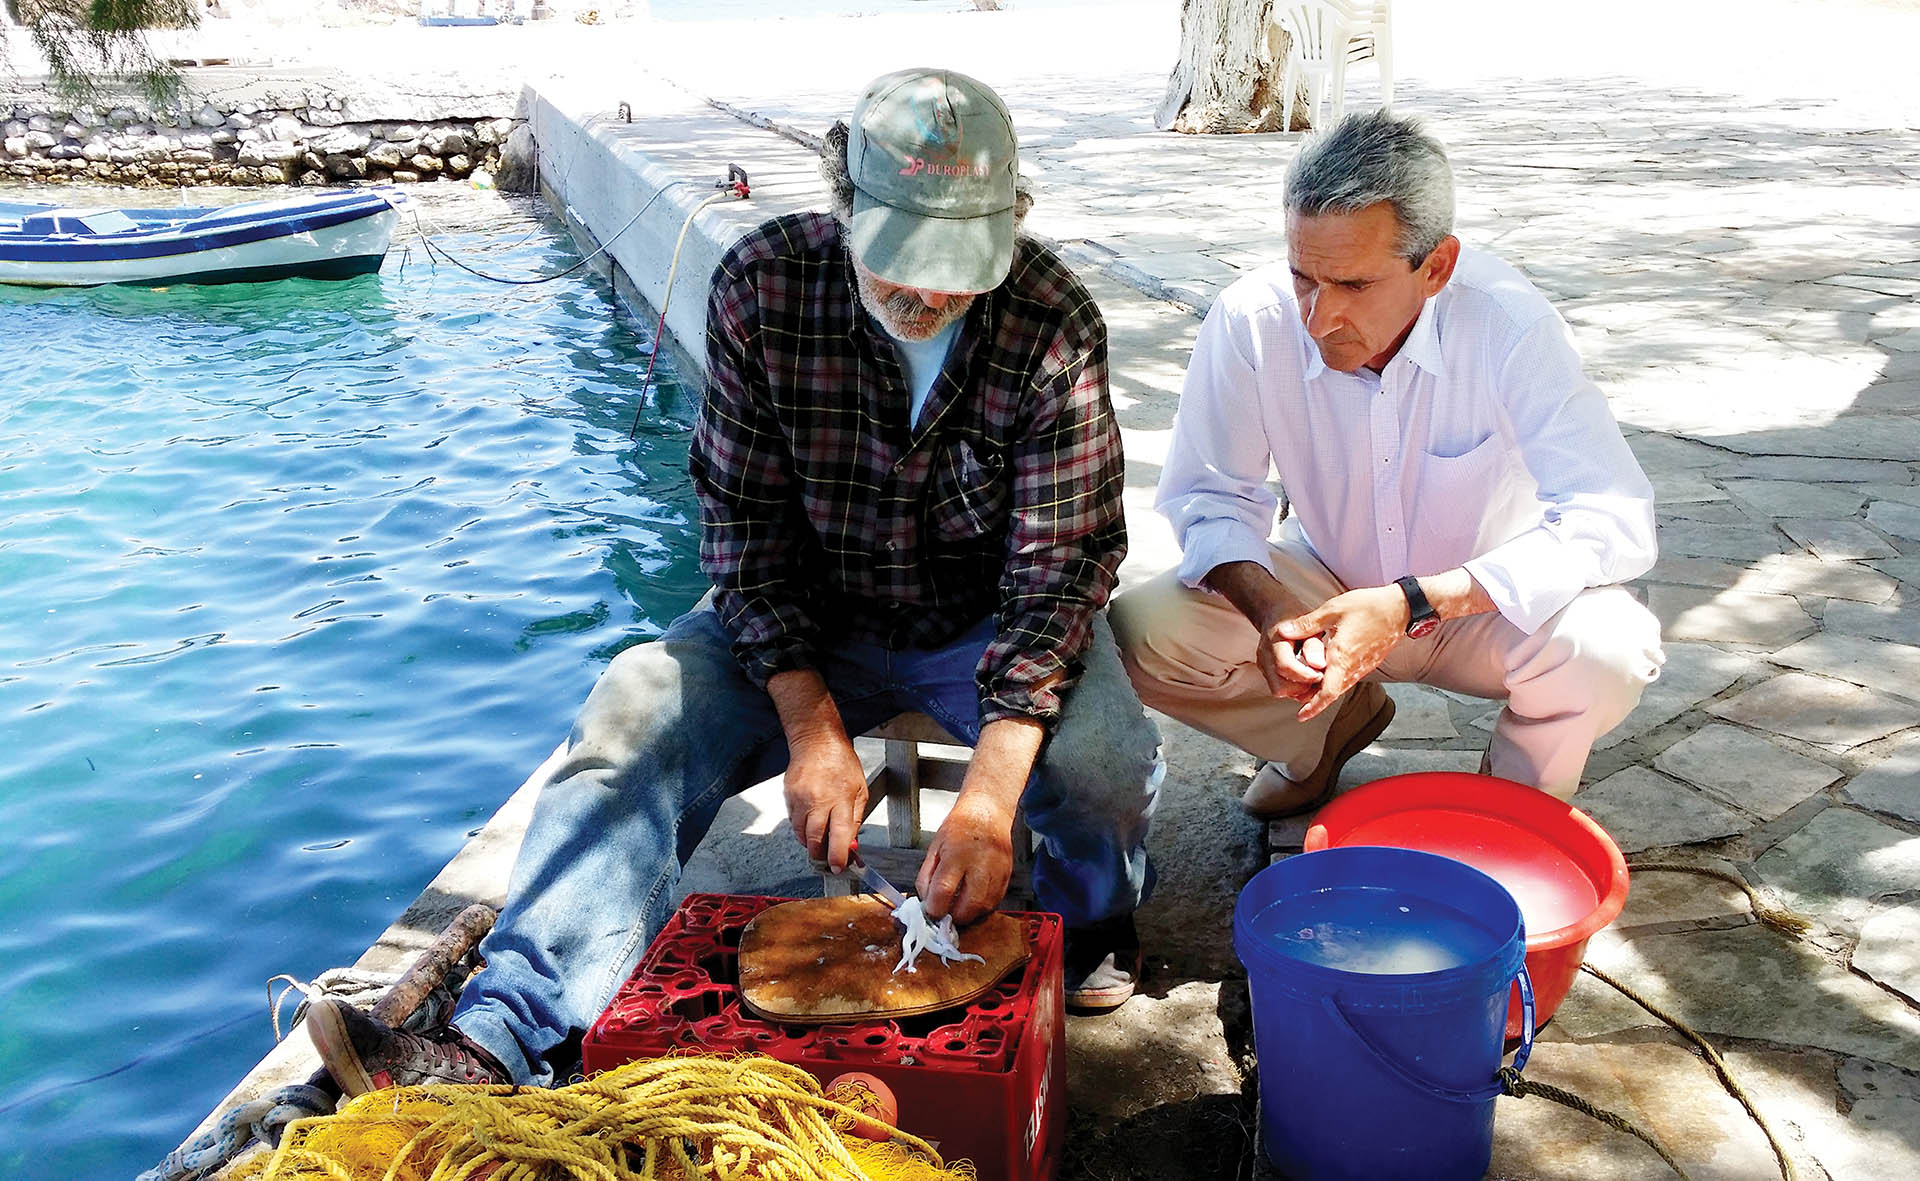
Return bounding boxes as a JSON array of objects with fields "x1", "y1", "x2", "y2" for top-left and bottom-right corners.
[{"x1": 692, "y1": 211, "x2": 1126, "y2": 728}]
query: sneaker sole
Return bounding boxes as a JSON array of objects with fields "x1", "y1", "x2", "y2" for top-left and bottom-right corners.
[
  {"x1": 1065, "y1": 984, "x2": 1136, "y2": 1014},
  {"x1": 306, "y1": 1000, "x2": 379, "y2": 1097}
]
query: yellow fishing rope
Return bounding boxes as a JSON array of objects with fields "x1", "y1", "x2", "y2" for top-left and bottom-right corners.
[{"x1": 228, "y1": 1055, "x2": 972, "y2": 1181}]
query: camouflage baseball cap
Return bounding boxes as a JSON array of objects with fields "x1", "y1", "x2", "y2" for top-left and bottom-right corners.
[{"x1": 846, "y1": 68, "x2": 1018, "y2": 294}]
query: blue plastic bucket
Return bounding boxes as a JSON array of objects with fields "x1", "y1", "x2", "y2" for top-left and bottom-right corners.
[{"x1": 1233, "y1": 846, "x2": 1534, "y2": 1180}]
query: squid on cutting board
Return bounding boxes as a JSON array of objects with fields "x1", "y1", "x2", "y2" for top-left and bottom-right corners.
[{"x1": 890, "y1": 897, "x2": 985, "y2": 974}]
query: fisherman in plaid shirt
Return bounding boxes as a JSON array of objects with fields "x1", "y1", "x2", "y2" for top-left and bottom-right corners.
[{"x1": 307, "y1": 69, "x2": 1163, "y2": 1100}]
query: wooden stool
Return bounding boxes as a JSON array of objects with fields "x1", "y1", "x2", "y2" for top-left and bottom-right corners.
[{"x1": 820, "y1": 711, "x2": 1036, "y2": 907}]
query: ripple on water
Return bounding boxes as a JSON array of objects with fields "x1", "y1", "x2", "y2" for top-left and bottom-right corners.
[{"x1": 0, "y1": 186, "x2": 709, "y2": 1176}]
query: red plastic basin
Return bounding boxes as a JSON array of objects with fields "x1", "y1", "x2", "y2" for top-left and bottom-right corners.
[{"x1": 1303, "y1": 772, "x2": 1629, "y2": 1039}]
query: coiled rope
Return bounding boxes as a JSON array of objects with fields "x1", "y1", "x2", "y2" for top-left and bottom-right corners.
[{"x1": 228, "y1": 1054, "x2": 973, "y2": 1181}]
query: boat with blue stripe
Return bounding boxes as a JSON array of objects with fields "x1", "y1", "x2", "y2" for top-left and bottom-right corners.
[{"x1": 0, "y1": 186, "x2": 406, "y2": 287}]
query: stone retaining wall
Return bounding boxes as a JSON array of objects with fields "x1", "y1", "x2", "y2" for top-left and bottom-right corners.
[{"x1": 2, "y1": 98, "x2": 523, "y2": 187}]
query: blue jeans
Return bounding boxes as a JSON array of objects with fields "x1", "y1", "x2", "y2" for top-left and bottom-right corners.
[{"x1": 452, "y1": 606, "x2": 1161, "y2": 1085}]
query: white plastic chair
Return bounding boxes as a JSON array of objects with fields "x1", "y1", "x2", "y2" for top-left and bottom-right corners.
[{"x1": 1277, "y1": 0, "x2": 1394, "y2": 131}]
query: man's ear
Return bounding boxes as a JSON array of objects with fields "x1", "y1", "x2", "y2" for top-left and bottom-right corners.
[{"x1": 1420, "y1": 235, "x2": 1461, "y2": 297}]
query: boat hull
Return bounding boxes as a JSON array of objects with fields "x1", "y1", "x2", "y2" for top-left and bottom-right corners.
[{"x1": 0, "y1": 192, "x2": 401, "y2": 288}]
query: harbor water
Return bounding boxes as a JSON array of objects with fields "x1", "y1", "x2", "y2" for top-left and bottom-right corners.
[{"x1": 0, "y1": 186, "x2": 705, "y2": 1178}]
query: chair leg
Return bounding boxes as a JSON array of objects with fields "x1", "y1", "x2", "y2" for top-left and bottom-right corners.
[
  {"x1": 1280, "y1": 56, "x2": 1298, "y2": 132},
  {"x1": 1330, "y1": 54, "x2": 1349, "y2": 123}
]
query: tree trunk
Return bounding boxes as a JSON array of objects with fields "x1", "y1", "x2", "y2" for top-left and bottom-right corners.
[{"x1": 1157, "y1": 0, "x2": 1308, "y2": 134}]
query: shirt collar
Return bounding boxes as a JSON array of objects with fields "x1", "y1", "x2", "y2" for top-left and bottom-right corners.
[{"x1": 1396, "y1": 293, "x2": 1447, "y2": 379}]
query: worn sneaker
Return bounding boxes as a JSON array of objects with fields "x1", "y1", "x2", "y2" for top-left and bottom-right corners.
[
  {"x1": 1063, "y1": 913, "x2": 1143, "y2": 1013},
  {"x1": 306, "y1": 996, "x2": 509, "y2": 1096}
]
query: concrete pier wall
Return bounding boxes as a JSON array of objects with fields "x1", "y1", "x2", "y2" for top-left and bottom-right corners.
[{"x1": 522, "y1": 77, "x2": 835, "y2": 378}]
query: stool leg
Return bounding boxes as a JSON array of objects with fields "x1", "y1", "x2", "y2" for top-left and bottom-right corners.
[{"x1": 884, "y1": 737, "x2": 923, "y2": 849}]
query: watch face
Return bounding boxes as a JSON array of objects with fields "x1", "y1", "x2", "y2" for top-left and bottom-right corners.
[{"x1": 1407, "y1": 616, "x2": 1439, "y2": 639}]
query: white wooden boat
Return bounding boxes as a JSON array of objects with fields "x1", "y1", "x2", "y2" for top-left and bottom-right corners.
[{"x1": 0, "y1": 186, "x2": 406, "y2": 288}]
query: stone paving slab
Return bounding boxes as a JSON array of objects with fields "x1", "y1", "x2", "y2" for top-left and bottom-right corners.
[
  {"x1": 1615, "y1": 858, "x2": 1753, "y2": 928},
  {"x1": 1584, "y1": 925, "x2": 1920, "y2": 1071},
  {"x1": 1769, "y1": 633, "x2": 1920, "y2": 703},
  {"x1": 1866, "y1": 483, "x2": 1920, "y2": 508},
  {"x1": 1653, "y1": 724, "x2": 1839, "y2": 821},
  {"x1": 1706, "y1": 672, "x2": 1915, "y2": 748},
  {"x1": 1869, "y1": 555, "x2": 1920, "y2": 589},
  {"x1": 1572, "y1": 767, "x2": 1747, "y2": 853},
  {"x1": 1842, "y1": 731, "x2": 1920, "y2": 823},
  {"x1": 1746, "y1": 552, "x2": 1899, "y2": 603},
  {"x1": 1723, "y1": 479, "x2": 1868, "y2": 519},
  {"x1": 1823, "y1": 598, "x2": 1920, "y2": 646},
  {"x1": 1648, "y1": 585, "x2": 1815, "y2": 648},
  {"x1": 1867, "y1": 499, "x2": 1920, "y2": 540},
  {"x1": 1854, "y1": 903, "x2": 1920, "y2": 1006},
  {"x1": 1779, "y1": 518, "x2": 1900, "y2": 561},
  {"x1": 1754, "y1": 806, "x2": 1920, "y2": 927},
  {"x1": 1653, "y1": 520, "x2": 1788, "y2": 563}
]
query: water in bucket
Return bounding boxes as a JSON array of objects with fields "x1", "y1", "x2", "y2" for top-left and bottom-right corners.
[
  {"x1": 1235, "y1": 848, "x2": 1531, "y2": 1181},
  {"x1": 1246, "y1": 886, "x2": 1486, "y2": 975}
]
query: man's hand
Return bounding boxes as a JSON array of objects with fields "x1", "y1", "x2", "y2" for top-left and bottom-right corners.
[
  {"x1": 1203, "y1": 560, "x2": 1326, "y2": 701},
  {"x1": 1255, "y1": 619, "x2": 1327, "y2": 702},
  {"x1": 1275, "y1": 584, "x2": 1408, "y2": 721},
  {"x1": 782, "y1": 730, "x2": 869, "y2": 872},
  {"x1": 916, "y1": 792, "x2": 1016, "y2": 925},
  {"x1": 766, "y1": 668, "x2": 866, "y2": 872},
  {"x1": 917, "y1": 716, "x2": 1044, "y2": 924}
]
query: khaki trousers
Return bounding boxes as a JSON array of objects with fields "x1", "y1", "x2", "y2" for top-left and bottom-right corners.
[{"x1": 1110, "y1": 536, "x2": 1665, "y2": 800}]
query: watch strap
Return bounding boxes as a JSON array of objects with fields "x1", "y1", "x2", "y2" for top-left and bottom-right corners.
[{"x1": 1395, "y1": 575, "x2": 1438, "y2": 635}]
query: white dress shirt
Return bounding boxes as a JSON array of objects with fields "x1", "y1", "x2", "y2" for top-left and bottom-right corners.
[{"x1": 1158, "y1": 247, "x2": 1657, "y2": 635}]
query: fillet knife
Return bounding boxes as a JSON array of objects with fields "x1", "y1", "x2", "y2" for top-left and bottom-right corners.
[{"x1": 845, "y1": 848, "x2": 910, "y2": 910}]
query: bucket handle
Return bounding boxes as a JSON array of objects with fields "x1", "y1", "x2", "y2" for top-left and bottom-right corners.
[{"x1": 1320, "y1": 967, "x2": 1535, "y2": 1104}]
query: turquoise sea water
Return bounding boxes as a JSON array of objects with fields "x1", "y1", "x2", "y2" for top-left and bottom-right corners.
[{"x1": 0, "y1": 188, "x2": 705, "y2": 1177}]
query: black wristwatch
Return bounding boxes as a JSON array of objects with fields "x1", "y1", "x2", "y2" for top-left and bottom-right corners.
[{"x1": 1395, "y1": 576, "x2": 1440, "y2": 639}]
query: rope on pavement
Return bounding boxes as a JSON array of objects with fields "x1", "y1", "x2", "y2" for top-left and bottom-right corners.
[{"x1": 1628, "y1": 861, "x2": 1812, "y2": 936}]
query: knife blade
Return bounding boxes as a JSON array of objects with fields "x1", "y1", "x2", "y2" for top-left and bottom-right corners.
[{"x1": 846, "y1": 849, "x2": 909, "y2": 911}]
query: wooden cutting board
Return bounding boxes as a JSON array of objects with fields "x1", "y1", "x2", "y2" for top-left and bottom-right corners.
[{"x1": 737, "y1": 895, "x2": 1030, "y2": 1023}]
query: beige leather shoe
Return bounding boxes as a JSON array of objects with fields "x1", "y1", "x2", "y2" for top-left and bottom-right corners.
[{"x1": 1242, "y1": 683, "x2": 1396, "y2": 819}]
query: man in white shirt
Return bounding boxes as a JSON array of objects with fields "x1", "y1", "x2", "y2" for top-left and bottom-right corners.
[{"x1": 1111, "y1": 111, "x2": 1664, "y2": 815}]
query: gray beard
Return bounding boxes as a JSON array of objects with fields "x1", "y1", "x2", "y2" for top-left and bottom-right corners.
[{"x1": 853, "y1": 267, "x2": 975, "y2": 342}]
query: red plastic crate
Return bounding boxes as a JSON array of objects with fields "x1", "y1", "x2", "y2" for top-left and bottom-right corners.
[{"x1": 585, "y1": 893, "x2": 1065, "y2": 1181}]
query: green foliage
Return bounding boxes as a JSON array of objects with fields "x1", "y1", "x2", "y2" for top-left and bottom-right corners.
[{"x1": 4, "y1": 0, "x2": 198, "y2": 107}]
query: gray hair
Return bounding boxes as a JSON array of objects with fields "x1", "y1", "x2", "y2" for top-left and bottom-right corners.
[
  {"x1": 1284, "y1": 110, "x2": 1454, "y2": 264},
  {"x1": 820, "y1": 120, "x2": 1034, "y2": 231}
]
